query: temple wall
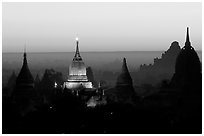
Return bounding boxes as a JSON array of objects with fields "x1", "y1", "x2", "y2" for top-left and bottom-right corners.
[{"x1": 64, "y1": 81, "x2": 93, "y2": 89}]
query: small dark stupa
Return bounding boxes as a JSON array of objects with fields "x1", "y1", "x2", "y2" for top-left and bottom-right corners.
[
  {"x1": 115, "y1": 58, "x2": 136, "y2": 103},
  {"x1": 116, "y1": 58, "x2": 133, "y2": 87}
]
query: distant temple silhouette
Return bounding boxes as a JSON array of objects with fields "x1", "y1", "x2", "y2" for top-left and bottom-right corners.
[
  {"x1": 171, "y1": 27, "x2": 201, "y2": 93},
  {"x1": 106, "y1": 58, "x2": 136, "y2": 104},
  {"x1": 169, "y1": 28, "x2": 202, "y2": 131},
  {"x1": 140, "y1": 41, "x2": 181, "y2": 71},
  {"x1": 16, "y1": 51, "x2": 34, "y2": 88},
  {"x1": 116, "y1": 58, "x2": 136, "y2": 101},
  {"x1": 136, "y1": 41, "x2": 181, "y2": 85},
  {"x1": 116, "y1": 58, "x2": 133, "y2": 87},
  {"x1": 11, "y1": 49, "x2": 35, "y2": 113},
  {"x1": 64, "y1": 38, "x2": 93, "y2": 90}
]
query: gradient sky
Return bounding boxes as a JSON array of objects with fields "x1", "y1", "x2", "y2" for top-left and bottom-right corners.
[{"x1": 2, "y1": 2, "x2": 202, "y2": 52}]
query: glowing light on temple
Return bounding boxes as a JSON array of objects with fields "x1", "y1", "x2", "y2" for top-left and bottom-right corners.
[
  {"x1": 54, "y1": 82, "x2": 57, "y2": 88},
  {"x1": 64, "y1": 37, "x2": 93, "y2": 90}
]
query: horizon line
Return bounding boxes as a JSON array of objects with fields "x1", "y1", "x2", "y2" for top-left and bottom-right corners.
[{"x1": 2, "y1": 50, "x2": 202, "y2": 53}]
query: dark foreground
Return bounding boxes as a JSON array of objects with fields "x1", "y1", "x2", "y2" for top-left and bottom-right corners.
[{"x1": 3, "y1": 87, "x2": 202, "y2": 134}]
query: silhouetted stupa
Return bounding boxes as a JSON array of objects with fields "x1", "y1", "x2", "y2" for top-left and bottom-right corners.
[
  {"x1": 12, "y1": 50, "x2": 35, "y2": 113},
  {"x1": 170, "y1": 28, "x2": 202, "y2": 129},
  {"x1": 114, "y1": 58, "x2": 136, "y2": 103},
  {"x1": 116, "y1": 58, "x2": 133, "y2": 87},
  {"x1": 16, "y1": 51, "x2": 34, "y2": 90},
  {"x1": 64, "y1": 38, "x2": 93, "y2": 90},
  {"x1": 171, "y1": 27, "x2": 201, "y2": 92}
]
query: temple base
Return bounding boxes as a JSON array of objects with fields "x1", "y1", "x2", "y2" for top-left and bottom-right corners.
[{"x1": 64, "y1": 81, "x2": 93, "y2": 89}]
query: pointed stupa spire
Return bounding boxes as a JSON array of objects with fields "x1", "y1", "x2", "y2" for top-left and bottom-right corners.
[
  {"x1": 186, "y1": 27, "x2": 190, "y2": 42},
  {"x1": 185, "y1": 27, "x2": 191, "y2": 47},
  {"x1": 171, "y1": 27, "x2": 201, "y2": 90},
  {"x1": 122, "y1": 58, "x2": 128, "y2": 74},
  {"x1": 116, "y1": 58, "x2": 133, "y2": 86},
  {"x1": 23, "y1": 43, "x2": 27, "y2": 65},
  {"x1": 16, "y1": 45, "x2": 34, "y2": 86},
  {"x1": 73, "y1": 37, "x2": 82, "y2": 60}
]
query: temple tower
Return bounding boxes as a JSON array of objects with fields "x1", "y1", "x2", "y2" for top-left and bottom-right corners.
[
  {"x1": 12, "y1": 49, "x2": 35, "y2": 109},
  {"x1": 64, "y1": 38, "x2": 93, "y2": 90},
  {"x1": 116, "y1": 58, "x2": 133, "y2": 87},
  {"x1": 171, "y1": 27, "x2": 201, "y2": 92}
]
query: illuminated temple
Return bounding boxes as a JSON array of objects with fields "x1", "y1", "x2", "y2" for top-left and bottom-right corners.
[{"x1": 64, "y1": 38, "x2": 93, "y2": 89}]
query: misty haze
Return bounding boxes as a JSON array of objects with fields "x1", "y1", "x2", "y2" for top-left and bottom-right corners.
[{"x1": 2, "y1": 51, "x2": 202, "y2": 87}]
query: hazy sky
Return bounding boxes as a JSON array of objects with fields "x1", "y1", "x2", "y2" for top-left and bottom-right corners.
[{"x1": 2, "y1": 2, "x2": 202, "y2": 52}]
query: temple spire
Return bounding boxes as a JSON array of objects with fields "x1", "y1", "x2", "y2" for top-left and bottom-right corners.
[
  {"x1": 73, "y1": 37, "x2": 82, "y2": 60},
  {"x1": 116, "y1": 58, "x2": 133, "y2": 86},
  {"x1": 76, "y1": 40, "x2": 79, "y2": 56},
  {"x1": 185, "y1": 27, "x2": 191, "y2": 47},
  {"x1": 16, "y1": 44, "x2": 34, "y2": 86},
  {"x1": 23, "y1": 44, "x2": 27, "y2": 65},
  {"x1": 122, "y1": 58, "x2": 128, "y2": 74}
]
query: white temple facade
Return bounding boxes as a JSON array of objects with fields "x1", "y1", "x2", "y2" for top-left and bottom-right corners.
[{"x1": 64, "y1": 38, "x2": 93, "y2": 89}]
